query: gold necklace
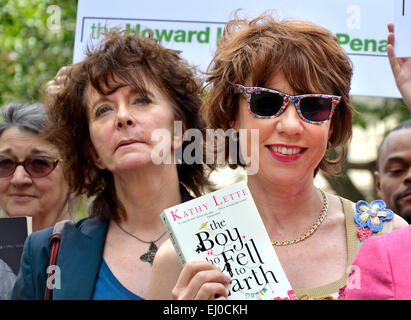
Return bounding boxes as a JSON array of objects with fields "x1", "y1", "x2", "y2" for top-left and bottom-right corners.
[{"x1": 271, "y1": 189, "x2": 328, "y2": 246}]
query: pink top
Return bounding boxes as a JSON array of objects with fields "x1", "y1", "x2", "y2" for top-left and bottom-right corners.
[{"x1": 345, "y1": 225, "x2": 411, "y2": 300}]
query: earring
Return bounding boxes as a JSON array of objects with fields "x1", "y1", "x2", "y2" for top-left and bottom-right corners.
[{"x1": 230, "y1": 129, "x2": 239, "y2": 142}]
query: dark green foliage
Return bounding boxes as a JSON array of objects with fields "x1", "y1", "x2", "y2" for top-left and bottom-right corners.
[{"x1": 0, "y1": 0, "x2": 77, "y2": 105}]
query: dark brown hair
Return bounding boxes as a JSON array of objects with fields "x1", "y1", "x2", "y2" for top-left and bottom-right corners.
[
  {"x1": 201, "y1": 13, "x2": 354, "y2": 175},
  {"x1": 46, "y1": 31, "x2": 209, "y2": 221}
]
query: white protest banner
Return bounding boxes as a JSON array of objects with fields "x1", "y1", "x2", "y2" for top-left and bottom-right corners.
[
  {"x1": 394, "y1": 0, "x2": 411, "y2": 57},
  {"x1": 73, "y1": 0, "x2": 400, "y2": 98}
]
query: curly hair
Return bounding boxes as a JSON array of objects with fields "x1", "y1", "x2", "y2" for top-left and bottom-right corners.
[
  {"x1": 46, "y1": 31, "x2": 209, "y2": 221},
  {"x1": 201, "y1": 13, "x2": 354, "y2": 175}
]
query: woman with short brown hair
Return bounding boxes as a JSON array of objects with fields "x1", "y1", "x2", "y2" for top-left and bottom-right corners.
[
  {"x1": 202, "y1": 14, "x2": 354, "y2": 175},
  {"x1": 147, "y1": 13, "x2": 408, "y2": 300}
]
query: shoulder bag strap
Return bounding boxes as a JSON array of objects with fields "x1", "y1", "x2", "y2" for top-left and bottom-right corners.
[{"x1": 44, "y1": 219, "x2": 74, "y2": 300}]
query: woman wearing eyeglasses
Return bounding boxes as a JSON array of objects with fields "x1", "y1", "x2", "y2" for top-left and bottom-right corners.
[
  {"x1": 0, "y1": 103, "x2": 72, "y2": 232},
  {"x1": 12, "y1": 31, "x2": 209, "y2": 300},
  {"x1": 147, "y1": 13, "x2": 408, "y2": 300}
]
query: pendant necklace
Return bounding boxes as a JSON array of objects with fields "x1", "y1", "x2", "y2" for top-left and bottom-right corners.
[{"x1": 115, "y1": 221, "x2": 167, "y2": 266}]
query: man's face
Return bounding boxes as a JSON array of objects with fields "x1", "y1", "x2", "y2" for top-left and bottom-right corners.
[{"x1": 375, "y1": 128, "x2": 411, "y2": 222}]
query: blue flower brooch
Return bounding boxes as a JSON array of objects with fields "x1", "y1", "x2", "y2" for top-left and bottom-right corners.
[{"x1": 354, "y1": 200, "x2": 394, "y2": 244}]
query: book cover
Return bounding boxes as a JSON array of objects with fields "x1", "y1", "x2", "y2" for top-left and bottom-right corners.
[
  {"x1": 0, "y1": 216, "x2": 32, "y2": 299},
  {"x1": 161, "y1": 181, "x2": 296, "y2": 300}
]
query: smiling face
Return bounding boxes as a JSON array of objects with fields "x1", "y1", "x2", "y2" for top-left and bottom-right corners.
[
  {"x1": 87, "y1": 81, "x2": 178, "y2": 174},
  {"x1": 236, "y1": 72, "x2": 332, "y2": 185},
  {"x1": 376, "y1": 128, "x2": 411, "y2": 221},
  {"x1": 0, "y1": 128, "x2": 69, "y2": 220}
]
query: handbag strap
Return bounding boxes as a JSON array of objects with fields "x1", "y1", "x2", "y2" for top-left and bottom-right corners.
[{"x1": 44, "y1": 219, "x2": 74, "y2": 300}]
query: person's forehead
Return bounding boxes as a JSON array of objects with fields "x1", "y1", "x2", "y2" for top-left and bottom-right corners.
[
  {"x1": 0, "y1": 127, "x2": 60, "y2": 157},
  {"x1": 85, "y1": 74, "x2": 159, "y2": 102},
  {"x1": 380, "y1": 128, "x2": 411, "y2": 163}
]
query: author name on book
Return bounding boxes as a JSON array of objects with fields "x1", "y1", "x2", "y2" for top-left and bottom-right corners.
[{"x1": 169, "y1": 187, "x2": 249, "y2": 222}]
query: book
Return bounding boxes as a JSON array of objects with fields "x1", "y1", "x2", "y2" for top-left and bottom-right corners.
[
  {"x1": 0, "y1": 216, "x2": 32, "y2": 299},
  {"x1": 161, "y1": 181, "x2": 296, "y2": 300}
]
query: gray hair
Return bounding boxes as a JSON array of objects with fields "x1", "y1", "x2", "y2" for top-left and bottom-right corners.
[{"x1": 0, "y1": 103, "x2": 48, "y2": 137}]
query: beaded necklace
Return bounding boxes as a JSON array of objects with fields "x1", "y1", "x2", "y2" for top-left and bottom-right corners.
[{"x1": 271, "y1": 189, "x2": 328, "y2": 246}]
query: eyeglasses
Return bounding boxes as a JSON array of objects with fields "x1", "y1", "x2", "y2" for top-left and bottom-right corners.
[
  {"x1": 0, "y1": 156, "x2": 60, "y2": 178},
  {"x1": 234, "y1": 84, "x2": 341, "y2": 124}
]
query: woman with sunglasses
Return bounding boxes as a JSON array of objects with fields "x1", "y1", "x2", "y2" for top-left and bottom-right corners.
[
  {"x1": 147, "y1": 13, "x2": 408, "y2": 300},
  {"x1": 0, "y1": 103, "x2": 73, "y2": 232},
  {"x1": 12, "y1": 30, "x2": 209, "y2": 300}
]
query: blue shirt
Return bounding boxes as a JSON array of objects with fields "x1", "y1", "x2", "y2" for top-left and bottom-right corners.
[{"x1": 92, "y1": 259, "x2": 144, "y2": 300}]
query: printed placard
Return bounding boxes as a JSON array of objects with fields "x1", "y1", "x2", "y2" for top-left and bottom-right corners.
[
  {"x1": 73, "y1": 0, "x2": 401, "y2": 98},
  {"x1": 0, "y1": 217, "x2": 32, "y2": 299}
]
